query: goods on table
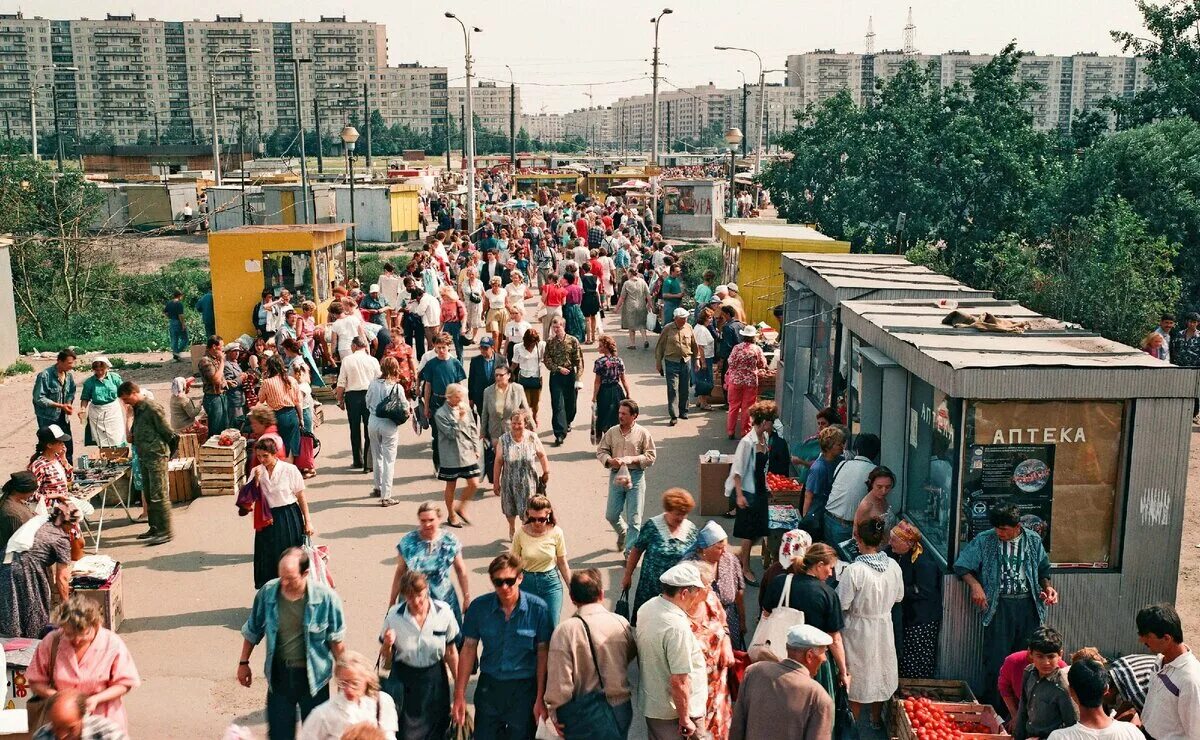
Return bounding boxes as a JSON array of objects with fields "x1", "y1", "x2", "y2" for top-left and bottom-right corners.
[
  {"x1": 897, "y1": 697, "x2": 1007, "y2": 740},
  {"x1": 766, "y1": 472, "x2": 802, "y2": 492},
  {"x1": 198, "y1": 435, "x2": 247, "y2": 496}
]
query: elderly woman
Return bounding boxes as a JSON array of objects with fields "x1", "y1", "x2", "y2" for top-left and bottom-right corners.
[
  {"x1": 0, "y1": 500, "x2": 76, "y2": 638},
  {"x1": 367, "y1": 357, "x2": 408, "y2": 507},
  {"x1": 301, "y1": 650, "x2": 399, "y2": 740},
  {"x1": 379, "y1": 572, "x2": 458, "y2": 740},
  {"x1": 726, "y1": 400, "x2": 778, "y2": 585},
  {"x1": 505, "y1": 269, "x2": 532, "y2": 309},
  {"x1": 760, "y1": 528, "x2": 812, "y2": 596},
  {"x1": 433, "y1": 383, "x2": 482, "y2": 528},
  {"x1": 725, "y1": 325, "x2": 767, "y2": 440},
  {"x1": 26, "y1": 596, "x2": 140, "y2": 733},
  {"x1": 686, "y1": 520, "x2": 747, "y2": 650},
  {"x1": 688, "y1": 559, "x2": 734, "y2": 740},
  {"x1": 169, "y1": 376, "x2": 203, "y2": 432},
  {"x1": 493, "y1": 410, "x2": 549, "y2": 541},
  {"x1": 390, "y1": 502, "x2": 470, "y2": 630},
  {"x1": 592, "y1": 335, "x2": 631, "y2": 437},
  {"x1": 887, "y1": 520, "x2": 943, "y2": 679},
  {"x1": 511, "y1": 328, "x2": 546, "y2": 423},
  {"x1": 616, "y1": 268, "x2": 650, "y2": 349},
  {"x1": 78, "y1": 357, "x2": 126, "y2": 447},
  {"x1": 620, "y1": 488, "x2": 699, "y2": 622},
  {"x1": 839, "y1": 516, "x2": 905, "y2": 730},
  {"x1": 511, "y1": 495, "x2": 570, "y2": 627},
  {"x1": 760, "y1": 542, "x2": 848, "y2": 701},
  {"x1": 249, "y1": 437, "x2": 313, "y2": 589}
]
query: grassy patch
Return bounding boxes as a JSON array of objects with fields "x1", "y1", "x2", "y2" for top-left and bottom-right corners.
[{"x1": 4, "y1": 360, "x2": 34, "y2": 376}]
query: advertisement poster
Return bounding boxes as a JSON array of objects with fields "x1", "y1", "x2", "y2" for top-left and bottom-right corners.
[{"x1": 962, "y1": 444, "x2": 1055, "y2": 546}]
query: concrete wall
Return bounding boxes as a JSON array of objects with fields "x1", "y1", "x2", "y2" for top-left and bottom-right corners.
[{"x1": 0, "y1": 240, "x2": 20, "y2": 367}]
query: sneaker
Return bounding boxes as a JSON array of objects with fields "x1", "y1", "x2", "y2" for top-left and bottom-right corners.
[
  {"x1": 148, "y1": 534, "x2": 173, "y2": 546},
  {"x1": 381, "y1": 498, "x2": 399, "y2": 507},
  {"x1": 616, "y1": 531, "x2": 626, "y2": 552},
  {"x1": 136, "y1": 529, "x2": 158, "y2": 540}
]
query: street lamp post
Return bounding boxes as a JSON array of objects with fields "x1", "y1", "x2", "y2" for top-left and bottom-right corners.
[
  {"x1": 282, "y1": 57, "x2": 313, "y2": 224},
  {"x1": 715, "y1": 46, "x2": 763, "y2": 180},
  {"x1": 724, "y1": 127, "x2": 743, "y2": 218},
  {"x1": 446, "y1": 12, "x2": 483, "y2": 238},
  {"x1": 649, "y1": 8, "x2": 672, "y2": 166},
  {"x1": 30, "y1": 65, "x2": 77, "y2": 163},
  {"x1": 209, "y1": 47, "x2": 261, "y2": 186},
  {"x1": 737, "y1": 70, "x2": 749, "y2": 158},
  {"x1": 340, "y1": 125, "x2": 360, "y2": 279},
  {"x1": 505, "y1": 64, "x2": 516, "y2": 171}
]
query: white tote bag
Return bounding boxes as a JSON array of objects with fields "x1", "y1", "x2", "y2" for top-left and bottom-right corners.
[{"x1": 747, "y1": 574, "x2": 805, "y2": 662}]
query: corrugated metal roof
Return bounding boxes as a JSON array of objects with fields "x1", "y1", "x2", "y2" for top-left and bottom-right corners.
[
  {"x1": 783, "y1": 253, "x2": 988, "y2": 292},
  {"x1": 841, "y1": 298, "x2": 1200, "y2": 399},
  {"x1": 721, "y1": 221, "x2": 834, "y2": 241}
]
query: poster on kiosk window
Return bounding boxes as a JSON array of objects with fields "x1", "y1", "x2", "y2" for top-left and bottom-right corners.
[{"x1": 963, "y1": 444, "x2": 1055, "y2": 546}]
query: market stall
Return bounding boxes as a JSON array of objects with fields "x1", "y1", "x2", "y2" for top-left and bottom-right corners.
[
  {"x1": 659, "y1": 179, "x2": 725, "y2": 241},
  {"x1": 776, "y1": 252, "x2": 992, "y2": 446},
  {"x1": 718, "y1": 219, "x2": 850, "y2": 330},
  {"x1": 837, "y1": 296, "x2": 1198, "y2": 691},
  {"x1": 331, "y1": 183, "x2": 420, "y2": 242},
  {"x1": 207, "y1": 224, "x2": 348, "y2": 339}
]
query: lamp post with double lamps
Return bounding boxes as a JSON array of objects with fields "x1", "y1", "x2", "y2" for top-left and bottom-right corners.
[
  {"x1": 340, "y1": 125, "x2": 360, "y2": 279},
  {"x1": 446, "y1": 12, "x2": 482, "y2": 238},
  {"x1": 724, "y1": 127, "x2": 743, "y2": 218}
]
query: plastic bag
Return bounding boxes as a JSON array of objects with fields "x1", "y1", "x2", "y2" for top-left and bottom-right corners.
[
  {"x1": 614, "y1": 463, "x2": 632, "y2": 490},
  {"x1": 535, "y1": 717, "x2": 562, "y2": 740},
  {"x1": 645, "y1": 310, "x2": 657, "y2": 333},
  {"x1": 304, "y1": 537, "x2": 335, "y2": 590}
]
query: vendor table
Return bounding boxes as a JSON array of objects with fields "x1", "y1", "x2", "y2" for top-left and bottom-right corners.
[{"x1": 70, "y1": 466, "x2": 138, "y2": 552}]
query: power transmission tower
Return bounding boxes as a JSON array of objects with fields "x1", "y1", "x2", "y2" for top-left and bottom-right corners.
[{"x1": 903, "y1": 7, "x2": 916, "y2": 55}]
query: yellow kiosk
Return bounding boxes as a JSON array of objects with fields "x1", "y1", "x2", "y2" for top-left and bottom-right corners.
[
  {"x1": 208, "y1": 224, "x2": 348, "y2": 339},
  {"x1": 718, "y1": 218, "x2": 850, "y2": 329}
]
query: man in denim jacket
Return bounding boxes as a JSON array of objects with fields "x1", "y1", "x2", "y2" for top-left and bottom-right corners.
[{"x1": 238, "y1": 548, "x2": 345, "y2": 740}]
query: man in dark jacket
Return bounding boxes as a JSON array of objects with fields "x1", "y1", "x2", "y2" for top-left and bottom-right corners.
[{"x1": 467, "y1": 337, "x2": 507, "y2": 411}]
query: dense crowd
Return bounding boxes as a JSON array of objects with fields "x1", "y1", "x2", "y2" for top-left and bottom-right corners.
[{"x1": 1, "y1": 181, "x2": 1196, "y2": 740}]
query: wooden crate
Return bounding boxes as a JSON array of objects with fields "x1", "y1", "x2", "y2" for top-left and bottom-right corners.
[
  {"x1": 200, "y1": 435, "x2": 247, "y2": 459},
  {"x1": 73, "y1": 566, "x2": 123, "y2": 632},
  {"x1": 893, "y1": 700, "x2": 1007, "y2": 740},
  {"x1": 168, "y1": 459, "x2": 199, "y2": 503},
  {"x1": 896, "y1": 678, "x2": 978, "y2": 703},
  {"x1": 199, "y1": 468, "x2": 246, "y2": 496},
  {"x1": 198, "y1": 436, "x2": 247, "y2": 496},
  {"x1": 175, "y1": 433, "x2": 200, "y2": 461}
]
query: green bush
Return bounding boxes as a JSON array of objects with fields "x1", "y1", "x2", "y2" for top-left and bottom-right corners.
[{"x1": 4, "y1": 360, "x2": 33, "y2": 376}]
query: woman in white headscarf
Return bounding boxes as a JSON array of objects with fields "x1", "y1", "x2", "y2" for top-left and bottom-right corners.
[{"x1": 169, "y1": 377, "x2": 203, "y2": 431}]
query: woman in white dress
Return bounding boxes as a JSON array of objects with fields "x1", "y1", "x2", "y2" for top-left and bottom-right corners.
[
  {"x1": 837, "y1": 514, "x2": 904, "y2": 730},
  {"x1": 458, "y1": 266, "x2": 485, "y2": 344}
]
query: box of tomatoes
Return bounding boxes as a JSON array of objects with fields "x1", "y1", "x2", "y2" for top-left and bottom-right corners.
[{"x1": 896, "y1": 697, "x2": 1007, "y2": 740}]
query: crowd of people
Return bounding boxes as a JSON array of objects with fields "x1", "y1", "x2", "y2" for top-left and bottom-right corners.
[{"x1": 3, "y1": 181, "x2": 1197, "y2": 740}]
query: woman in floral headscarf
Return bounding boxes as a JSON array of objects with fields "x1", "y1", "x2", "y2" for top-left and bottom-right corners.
[{"x1": 887, "y1": 519, "x2": 943, "y2": 679}]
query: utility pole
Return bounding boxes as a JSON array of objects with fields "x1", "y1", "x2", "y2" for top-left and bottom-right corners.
[
  {"x1": 313, "y1": 96, "x2": 324, "y2": 174},
  {"x1": 284, "y1": 57, "x2": 312, "y2": 225},
  {"x1": 238, "y1": 107, "x2": 248, "y2": 225},
  {"x1": 650, "y1": 8, "x2": 672, "y2": 166},
  {"x1": 445, "y1": 111, "x2": 451, "y2": 171},
  {"x1": 741, "y1": 83, "x2": 749, "y2": 157},
  {"x1": 362, "y1": 81, "x2": 372, "y2": 174},
  {"x1": 152, "y1": 106, "x2": 160, "y2": 145},
  {"x1": 51, "y1": 82, "x2": 64, "y2": 172},
  {"x1": 255, "y1": 109, "x2": 263, "y2": 154},
  {"x1": 460, "y1": 103, "x2": 466, "y2": 170},
  {"x1": 3, "y1": 110, "x2": 10, "y2": 142},
  {"x1": 665, "y1": 100, "x2": 672, "y2": 154},
  {"x1": 446, "y1": 12, "x2": 481, "y2": 237}
]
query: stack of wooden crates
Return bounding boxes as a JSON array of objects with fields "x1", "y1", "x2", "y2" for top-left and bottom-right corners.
[{"x1": 198, "y1": 436, "x2": 247, "y2": 496}]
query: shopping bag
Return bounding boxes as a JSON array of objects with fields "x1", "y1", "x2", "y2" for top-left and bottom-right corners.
[
  {"x1": 535, "y1": 717, "x2": 562, "y2": 740},
  {"x1": 304, "y1": 536, "x2": 335, "y2": 590},
  {"x1": 645, "y1": 310, "x2": 657, "y2": 333},
  {"x1": 445, "y1": 711, "x2": 474, "y2": 740},
  {"x1": 613, "y1": 588, "x2": 631, "y2": 621},
  {"x1": 747, "y1": 574, "x2": 804, "y2": 662}
]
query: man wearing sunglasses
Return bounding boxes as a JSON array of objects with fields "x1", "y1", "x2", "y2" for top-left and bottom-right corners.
[{"x1": 454, "y1": 553, "x2": 552, "y2": 740}]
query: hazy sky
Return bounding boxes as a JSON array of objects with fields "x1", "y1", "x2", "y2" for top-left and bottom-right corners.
[{"x1": 36, "y1": 0, "x2": 1149, "y2": 112}]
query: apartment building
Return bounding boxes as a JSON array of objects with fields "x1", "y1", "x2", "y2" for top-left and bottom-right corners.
[
  {"x1": 562, "y1": 106, "x2": 612, "y2": 148},
  {"x1": 610, "y1": 83, "x2": 729, "y2": 150},
  {"x1": 447, "y1": 81, "x2": 522, "y2": 134},
  {"x1": 785, "y1": 50, "x2": 865, "y2": 107},
  {"x1": 520, "y1": 112, "x2": 564, "y2": 142},
  {"x1": 0, "y1": 12, "x2": 466, "y2": 146}
]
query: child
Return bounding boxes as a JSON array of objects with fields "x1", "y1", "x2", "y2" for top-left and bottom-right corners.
[{"x1": 1014, "y1": 627, "x2": 1079, "y2": 740}]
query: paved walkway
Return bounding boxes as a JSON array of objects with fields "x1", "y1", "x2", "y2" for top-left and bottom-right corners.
[{"x1": 102, "y1": 312, "x2": 752, "y2": 738}]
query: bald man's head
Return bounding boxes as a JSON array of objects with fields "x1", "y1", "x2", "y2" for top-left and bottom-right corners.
[{"x1": 47, "y1": 689, "x2": 87, "y2": 739}]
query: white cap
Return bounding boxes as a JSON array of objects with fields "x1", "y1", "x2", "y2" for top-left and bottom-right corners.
[
  {"x1": 369, "y1": 284, "x2": 380, "y2": 293},
  {"x1": 673, "y1": 307, "x2": 690, "y2": 319},
  {"x1": 727, "y1": 282, "x2": 739, "y2": 292},
  {"x1": 739, "y1": 325, "x2": 759, "y2": 338},
  {"x1": 715, "y1": 284, "x2": 729, "y2": 295},
  {"x1": 787, "y1": 624, "x2": 833, "y2": 649},
  {"x1": 91, "y1": 356, "x2": 112, "y2": 367},
  {"x1": 659, "y1": 561, "x2": 704, "y2": 588}
]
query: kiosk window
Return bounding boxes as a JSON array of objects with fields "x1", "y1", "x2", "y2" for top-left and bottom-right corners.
[
  {"x1": 962, "y1": 400, "x2": 1126, "y2": 569},
  {"x1": 903, "y1": 377, "x2": 960, "y2": 563},
  {"x1": 263, "y1": 251, "x2": 314, "y2": 299},
  {"x1": 806, "y1": 298, "x2": 834, "y2": 406}
]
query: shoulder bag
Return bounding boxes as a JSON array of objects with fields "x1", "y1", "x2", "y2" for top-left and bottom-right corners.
[
  {"x1": 613, "y1": 589, "x2": 631, "y2": 621},
  {"x1": 375, "y1": 383, "x2": 410, "y2": 425},
  {"x1": 515, "y1": 345, "x2": 544, "y2": 391},
  {"x1": 25, "y1": 633, "x2": 61, "y2": 731},
  {"x1": 747, "y1": 573, "x2": 805, "y2": 663},
  {"x1": 555, "y1": 615, "x2": 623, "y2": 740}
]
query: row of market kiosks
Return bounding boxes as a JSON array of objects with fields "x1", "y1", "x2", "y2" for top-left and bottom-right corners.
[{"x1": 774, "y1": 252, "x2": 1198, "y2": 691}]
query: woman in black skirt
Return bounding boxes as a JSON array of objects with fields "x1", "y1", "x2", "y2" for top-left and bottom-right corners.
[
  {"x1": 249, "y1": 437, "x2": 313, "y2": 588},
  {"x1": 591, "y1": 335, "x2": 631, "y2": 438},
  {"x1": 380, "y1": 570, "x2": 459, "y2": 739},
  {"x1": 579, "y1": 261, "x2": 602, "y2": 344},
  {"x1": 725, "y1": 400, "x2": 778, "y2": 585},
  {"x1": 433, "y1": 383, "x2": 482, "y2": 528}
]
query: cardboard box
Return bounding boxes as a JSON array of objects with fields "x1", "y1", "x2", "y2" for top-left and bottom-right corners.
[
  {"x1": 168, "y1": 459, "x2": 199, "y2": 503},
  {"x1": 73, "y1": 566, "x2": 123, "y2": 632},
  {"x1": 699, "y1": 454, "x2": 734, "y2": 516}
]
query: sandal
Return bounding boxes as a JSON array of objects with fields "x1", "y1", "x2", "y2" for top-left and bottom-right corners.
[
  {"x1": 455, "y1": 508, "x2": 472, "y2": 525},
  {"x1": 380, "y1": 498, "x2": 399, "y2": 507},
  {"x1": 446, "y1": 519, "x2": 464, "y2": 528}
]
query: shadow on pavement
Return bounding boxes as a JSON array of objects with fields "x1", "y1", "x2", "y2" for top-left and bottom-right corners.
[
  {"x1": 119, "y1": 550, "x2": 250, "y2": 573},
  {"x1": 120, "y1": 606, "x2": 250, "y2": 633}
]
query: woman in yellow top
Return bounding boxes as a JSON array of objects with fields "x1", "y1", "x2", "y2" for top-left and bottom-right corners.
[{"x1": 510, "y1": 495, "x2": 570, "y2": 627}]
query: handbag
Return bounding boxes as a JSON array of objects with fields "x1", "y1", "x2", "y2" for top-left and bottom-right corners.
[
  {"x1": 556, "y1": 615, "x2": 623, "y2": 740},
  {"x1": 446, "y1": 711, "x2": 474, "y2": 740},
  {"x1": 303, "y1": 536, "x2": 336, "y2": 590},
  {"x1": 833, "y1": 682, "x2": 860, "y2": 740},
  {"x1": 375, "y1": 384, "x2": 410, "y2": 425},
  {"x1": 613, "y1": 588, "x2": 631, "y2": 621},
  {"x1": 25, "y1": 633, "x2": 60, "y2": 730},
  {"x1": 748, "y1": 574, "x2": 805, "y2": 662}
]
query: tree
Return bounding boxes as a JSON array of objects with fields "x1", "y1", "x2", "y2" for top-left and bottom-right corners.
[
  {"x1": 1111, "y1": 0, "x2": 1200, "y2": 126},
  {"x1": 516, "y1": 126, "x2": 532, "y2": 153}
]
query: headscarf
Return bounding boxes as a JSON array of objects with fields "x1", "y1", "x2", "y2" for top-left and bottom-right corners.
[
  {"x1": 778, "y1": 529, "x2": 812, "y2": 569},
  {"x1": 683, "y1": 520, "x2": 728, "y2": 560},
  {"x1": 171, "y1": 377, "x2": 191, "y2": 397},
  {"x1": 891, "y1": 519, "x2": 924, "y2": 563}
]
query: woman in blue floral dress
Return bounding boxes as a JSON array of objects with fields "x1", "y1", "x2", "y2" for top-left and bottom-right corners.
[
  {"x1": 620, "y1": 488, "x2": 698, "y2": 623},
  {"x1": 389, "y1": 501, "x2": 471, "y2": 630}
]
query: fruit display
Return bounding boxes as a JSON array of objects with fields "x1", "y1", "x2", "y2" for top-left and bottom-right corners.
[
  {"x1": 766, "y1": 472, "x2": 802, "y2": 492},
  {"x1": 900, "y1": 697, "x2": 1006, "y2": 739}
]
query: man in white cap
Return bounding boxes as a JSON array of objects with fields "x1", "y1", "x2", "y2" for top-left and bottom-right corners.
[
  {"x1": 723, "y1": 282, "x2": 747, "y2": 323},
  {"x1": 361, "y1": 283, "x2": 388, "y2": 328},
  {"x1": 635, "y1": 562, "x2": 710, "y2": 739},
  {"x1": 730, "y1": 624, "x2": 834, "y2": 740},
  {"x1": 654, "y1": 307, "x2": 699, "y2": 425}
]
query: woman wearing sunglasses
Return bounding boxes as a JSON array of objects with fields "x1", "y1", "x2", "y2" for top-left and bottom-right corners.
[{"x1": 510, "y1": 495, "x2": 571, "y2": 627}]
